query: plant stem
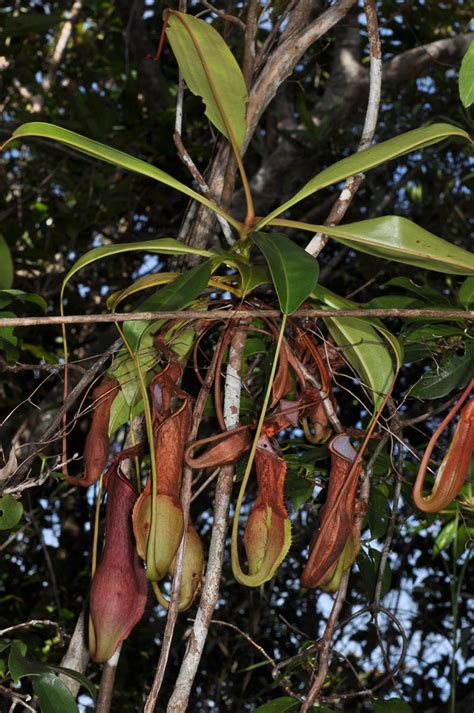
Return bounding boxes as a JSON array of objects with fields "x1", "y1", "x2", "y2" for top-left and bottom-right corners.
[{"x1": 96, "y1": 644, "x2": 122, "y2": 713}]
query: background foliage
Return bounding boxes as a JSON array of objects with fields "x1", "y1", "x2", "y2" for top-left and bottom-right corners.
[{"x1": 0, "y1": 1, "x2": 473, "y2": 712}]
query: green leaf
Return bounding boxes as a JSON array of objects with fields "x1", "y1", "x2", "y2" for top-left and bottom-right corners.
[
  {"x1": 410, "y1": 339, "x2": 474, "y2": 400},
  {"x1": 166, "y1": 11, "x2": 248, "y2": 150},
  {"x1": 433, "y1": 520, "x2": 458, "y2": 557},
  {"x1": 284, "y1": 471, "x2": 315, "y2": 511},
  {"x1": 8, "y1": 643, "x2": 96, "y2": 702},
  {"x1": 0, "y1": 495, "x2": 23, "y2": 530},
  {"x1": 110, "y1": 333, "x2": 155, "y2": 409},
  {"x1": 357, "y1": 547, "x2": 392, "y2": 600},
  {"x1": 324, "y1": 326, "x2": 397, "y2": 400},
  {"x1": 3, "y1": 123, "x2": 239, "y2": 228},
  {"x1": 459, "y1": 276, "x2": 474, "y2": 309},
  {"x1": 32, "y1": 673, "x2": 80, "y2": 713},
  {"x1": 0, "y1": 311, "x2": 19, "y2": 363},
  {"x1": 268, "y1": 216, "x2": 474, "y2": 275},
  {"x1": 369, "y1": 486, "x2": 390, "y2": 540},
  {"x1": 258, "y1": 123, "x2": 471, "y2": 226},
  {"x1": 253, "y1": 698, "x2": 299, "y2": 713},
  {"x1": 62, "y1": 238, "x2": 213, "y2": 295},
  {"x1": 383, "y1": 276, "x2": 450, "y2": 304},
  {"x1": 108, "y1": 390, "x2": 143, "y2": 436},
  {"x1": 106, "y1": 272, "x2": 179, "y2": 311},
  {"x1": 373, "y1": 698, "x2": 412, "y2": 713},
  {"x1": 251, "y1": 232, "x2": 319, "y2": 314},
  {"x1": 311, "y1": 287, "x2": 396, "y2": 411},
  {"x1": 0, "y1": 289, "x2": 47, "y2": 312},
  {"x1": 240, "y1": 264, "x2": 272, "y2": 295},
  {"x1": 459, "y1": 40, "x2": 474, "y2": 108},
  {"x1": 123, "y1": 261, "x2": 212, "y2": 350},
  {"x1": 0, "y1": 235, "x2": 14, "y2": 289}
]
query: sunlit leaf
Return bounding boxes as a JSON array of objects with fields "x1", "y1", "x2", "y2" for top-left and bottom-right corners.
[
  {"x1": 459, "y1": 276, "x2": 474, "y2": 309},
  {"x1": 251, "y1": 232, "x2": 319, "y2": 314},
  {"x1": 3, "y1": 123, "x2": 239, "y2": 228},
  {"x1": 166, "y1": 11, "x2": 248, "y2": 150},
  {"x1": 106, "y1": 273, "x2": 179, "y2": 311},
  {"x1": 62, "y1": 238, "x2": 213, "y2": 295},
  {"x1": 311, "y1": 286, "x2": 397, "y2": 410},
  {"x1": 433, "y1": 519, "x2": 458, "y2": 556},
  {"x1": 258, "y1": 123, "x2": 471, "y2": 226},
  {"x1": 268, "y1": 216, "x2": 474, "y2": 275},
  {"x1": 459, "y1": 40, "x2": 474, "y2": 108}
]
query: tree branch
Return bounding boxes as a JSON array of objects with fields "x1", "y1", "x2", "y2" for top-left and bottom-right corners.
[{"x1": 165, "y1": 322, "x2": 248, "y2": 713}]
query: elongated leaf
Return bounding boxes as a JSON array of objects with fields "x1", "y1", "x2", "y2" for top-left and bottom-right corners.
[
  {"x1": 251, "y1": 232, "x2": 319, "y2": 314},
  {"x1": 459, "y1": 40, "x2": 474, "y2": 108},
  {"x1": 106, "y1": 272, "x2": 179, "y2": 311},
  {"x1": 212, "y1": 254, "x2": 271, "y2": 297},
  {"x1": 166, "y1": 11, "x2": 248, "y2": 150},
  {"x1": 311, "y1": 287, "x2": 396, "y2": 410},
  {"x1": 358, "y1": 547, "x2": 392, "y2": 600},
  {"x1": 269, "y1": 216, "x2": 474, "y2": 275},
  {"x1": 0, "y1": 235, "x2": 14, "y2": 289},
  {"x1": 459, "y1": 276, "x2": 474, "y2": 309},
  {"x1": 123, "y1": 260, "x2": 212, "y2": 350},
  {"x1": 258, "y1": 123, "x2": 471, "y2": 226},
  {"x1": 8, "y1": 643, "x2": 96, "y2": 701},
  {"x1": 62, "y1": 238, "x2": 213, "y2": 297},
  {"x1": 32, "y1": 673, "x2": 80, "y2": 713},
  {"x1": 433, "y1": 519, "x2": 458, "y2": 556},
  {"x1": 3, "y1": 123, "x2": 240, "y2": 228}
]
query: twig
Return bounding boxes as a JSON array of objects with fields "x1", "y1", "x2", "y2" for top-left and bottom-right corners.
[
  {"x1": 26, "y1": 504, "x2": 63, "y2": 623},
  {"x1": 143, "y1": 326, "x2": 224, "y2": 711},
  {"x1": 0, "y1": 361, "x2": 85, "y2": 374},
  {"x1": 2, "y1": 339, "x2": 122, "y2": 493},
  {"x1": 166, "y1": 323, "x2": 248, "y2": 713},
  {"x1": 0, "y1": 308, "x2": 472, "y2": 329},
  {"x1": 208, "y1": 619, "x2": 275, "y2": 665},
  {"x1": 299, "y1": 569, "x2": 351, "y2": 712},
  {"x1": 0, "y1": 685, "x2": 35, "y2": 713},
  {"x1": 306, "y1": 0, "x2": 382, "y2": 257},
  {"x1": 201, "y1": 1, "x2": 246, "y2": 31},
  {"x1": 246, "y1": 0, "x2": 358, "y2": 144},
  {"x1": 242, "y1": 0, "x2": 259, "y2": 87},
  {"x1": 173, "y1": 134, "x2": 234, "y2": 245},
  {"x1": 300, "y1": 420, "x2": 376, "y2": 711},
  {"x1": 29, "y1": 0, "x2": 83, "y2": 114},
  {"x1": 0, "y1": 620, "x2": 63, "y2": 639}
]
